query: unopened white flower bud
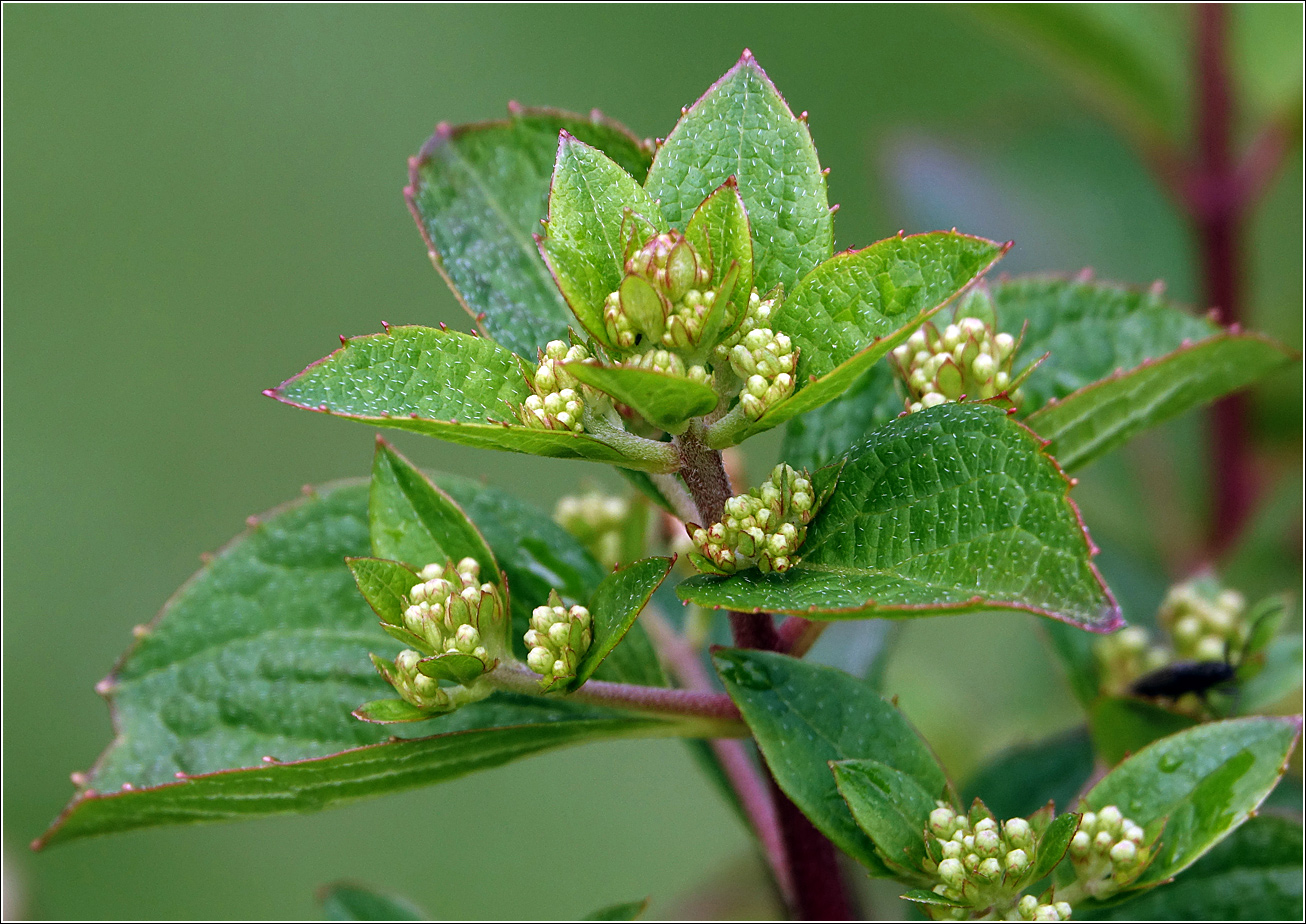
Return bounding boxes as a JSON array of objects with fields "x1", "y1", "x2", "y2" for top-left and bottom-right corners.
[
  {"x1": 937, "y1": 858, "x2": 965, "y2": 887},
  {"x1": 1109, "y1": 840, "x2": 1137, "y2": 866},
  {"x1": 930, "y1": 806, "x2": 956, "y2": 836},
  {"x1": 1069, "y1": 831, "x2": 1091, "y2": 857}
]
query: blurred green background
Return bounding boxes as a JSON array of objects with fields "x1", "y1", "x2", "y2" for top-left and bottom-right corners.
[{"x1": 4, "y1": 5, "x2": 1300, "y2": 920}]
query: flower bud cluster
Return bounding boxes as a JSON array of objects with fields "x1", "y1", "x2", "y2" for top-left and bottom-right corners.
[
  {"x1": 922, "y1": 803, "x2": 1047, "y2": 918},
  {"x1": 890, "y1": 317, "x2": 1019, "y2": 414},
  {"x1": 1013, "y1": 896, "x2": 1073, "y2": 922},
  {"x1": 712, "y1": 290, "x2": 774, "y2": 361},
  {"x1": 376, "y1": 649, "x2": 447, "y2": 711},
  {"x1": 555, "y1": 490, "x2": 630, "y2": 567},
  {"x1": 623, "y1": 347, "x2": 710, "y2": 386},
  {"x1": 1158, "y1": 579, "x2": 1246, "y2": 663},
  {"x1": 1067, "y1": 805, "x2": 1149, "y2": 899},
  {"x1": 603, "y1": 231, "x2": 716, "y2": 351},
  {"x1": 519, "y1": 340, "x2": 590, "y2": 432},
  {"x1": 524, "y1": 590, "x2": 593, "y2": 686},
  {"x1": 1095, "y1": 626, "x2": 1171, "y2": 698},
  {"x1": 728, "y1": 327, "x2": 798, "y2": 420},
  {"x1": 689, "y1": 464, "x2": 815, "y2": 574},
  {"x1": 400, "y1": 558, "x2": 504, "y2": 668},
  {"x1": 1095, "y1": 576, "x2": 1248, "y2": 701}
]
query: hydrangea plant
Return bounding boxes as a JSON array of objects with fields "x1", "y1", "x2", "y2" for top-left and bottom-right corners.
[{"x1": 37, "y1": 50, "x2": 1300, "y2": 921}]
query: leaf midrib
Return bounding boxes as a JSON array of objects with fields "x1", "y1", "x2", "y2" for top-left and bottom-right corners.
[{"x1": 439, "y1": 138, "x2": 563, "y2": 307}]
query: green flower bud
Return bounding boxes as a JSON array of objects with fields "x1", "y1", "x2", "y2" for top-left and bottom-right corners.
[
  {"x1": 519, "y1": 342, "x2": 590, "y2": 432},
  {"x1": 974, "y1": 828, "x2": 1002, "y2": 857},
  {"x1": 1054, "y1": 902, "x2": 1072, "y2": 920},
  {"x1": 376, "y1": 649, "x2": 449, "y2": 711},
  {"x1": 1017, "y1": 895, "x2": 1039, "y2": 919},
  {"x1": 1109, "y1": 840, "x2": 1137, "y2": 866},
  {"x1": 688, "y1": 464, "x2": 821, "y2": 574},
  {"x1": 1004, "y1": 817, "x2": 1034, "y2": 851},
  {"x1": 938, "y1": 858, "x2": 965, "y2": 888},
  {"x1": 524, "y1": 593, "x2": 593, "y2": 687},
  {"x1": 891, "y1": 316, "x2": 1023, "y2": 413},
  {"x1": 976, "y1": 857, "x2": 1002, "y2": 882},
  {"x1": 1069, "y1": 831, "x2": 1091, "y2": 858},
  {"x1": 1005, "y1": 848, "x2": 1030, "y2": 876},
  {"x1": 526, "y1": 645, "x2": 555, "y2": 676}
]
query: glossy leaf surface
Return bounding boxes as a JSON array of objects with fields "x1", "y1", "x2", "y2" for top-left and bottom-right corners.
[
  {"x1": 571, "y1": 557, "x2": 672, "y2": 690},
  {"x1": 644, "y1": 51, "x2": 832, "y2": 294},
  {"x1": 369, "y1": 440, "x2": 497, "y2": 575},
  {"x1": 715, "y1": 650, "x2": 949, "y2": 876},
  {"x1": 565, "y1": 362, "x2": 718, "y2": 433},
  {"x1": 269, "y1": 326, "x2": 675, "y2": 471},
  {"x1": 538, "y1": 135, "x2": 664, "y2": 344},
  {"x1": 684, "y1": 404, "x2": 1121, "y2": 631},
  {"x1": 1081, "y1": 716, "x2": 1302, "y2": 887},
  {"x1": 407, "y1": 109, "x2": 651, "y2": 357}
]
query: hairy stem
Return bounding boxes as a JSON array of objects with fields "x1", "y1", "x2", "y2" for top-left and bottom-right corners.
[
  {"x1": 676, "y1": 425, "x2": 855, "y2": 920},
  {"x1": 487, "y1": 661, "x2": 744, "y2": 729}
]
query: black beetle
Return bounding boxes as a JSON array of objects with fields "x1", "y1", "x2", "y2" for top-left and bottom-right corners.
[{"x1": 1128, "y1": 658, "x2": 1236, "y2": 699}]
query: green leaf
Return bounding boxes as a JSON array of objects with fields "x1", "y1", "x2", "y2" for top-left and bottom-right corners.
[
  {"x1": 268, "y1": 326, "x2": 676, "y2": 472},
  {"x1": 320, "y1": 882, "x2": 427, "y2": 921},
  {"x1": 710, "y1": 231, "x2": 1008, "y2": 446},
  {"x1": 43, "y1": 482, "x2": 396, "y2": 791},
  {"x1": 644, "y1": 51, "x2": 832, "y2": 294},
  {"x1": 1080, "y1": 815, "x2": 1304, "y2": 921},
  {"x1": 572, "y1": 557, "x2": 672, "y2": 690},
  {"x1": 1029, "y1": 333, "x2": 1295, "y2": 472},
  {"x1": 684, "y1": 177, "x2": 754, "y2": 324},
  {"x1": 38, "y1": 703, "x2": 695, "y2": 848},
  {"x1": 683, "y1": 404, "x2": 1121, "y2": 631},
  {"x1": 352, "y1": 698, "x2": 433, "y2": 725},
  {"x1": 1089, "y1": 697, "x2": 1199, "y2": 767},
  {"x1": 714, "y1": 649, "x2": 950, "y2": 876},
  {"x1": 780, "y1": 362, "x2": 901, "y2": 471},
  {"x1": 900, "y1": 889, "x2": 967, "y2": 908},
  {"x1": 416, "y1": 653, "x2": 487, "y2": 685},
  {"x1": 1240, "y1": 634, "x2": 1304, "y2": 714},
  {"x1": 583, "y1": 897, "x2": 650, "y2": 921},
  {"x1": 369, "y1": 440, "x2": 498, "y2": 575},
  {"x1": 988, "y1": 276, "x2": 1295, "y2": 471},
  {"x1": 962, "y1": 726, "x2": 1095, "y2": 819},
  {"x1": 832, "y1": 759, "x2": 937, "y2": 878},
  {"x1": 347, "y1": 557, "x2": 419, "y2": 628},
  {"x1": 781, "y1": 233, "x2": 1009, "y2": 383},
  {"x1": 538, "y1": 135, "x2": 665, "y2": 345},
  {"x1": 1032, "y1": 812, "x2": 1081, "y2": 881},
  {"x1": 1081, "y1": 716, "x2": 1303, "y2": 887},
  {"x1": 565, "y1": 362, "x2": 718, "y2": 433},
  {"x1": 407, "y1": 108, "x2": 651, "y2": 357}
]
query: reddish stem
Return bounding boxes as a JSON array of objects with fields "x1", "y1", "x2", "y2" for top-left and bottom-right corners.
[
  {"x1": 641, "y1": 609, "x2": 796, "y2": 906},
  {"x1": 676, "y1": 428, "x2": 855, "y2": 920},
  {"x1": 1192, "y1": 2, "x2": 1255, "y2": 553},
  {"x1": 770, "y1": 776, "x2": 857, "y2": 920}
]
